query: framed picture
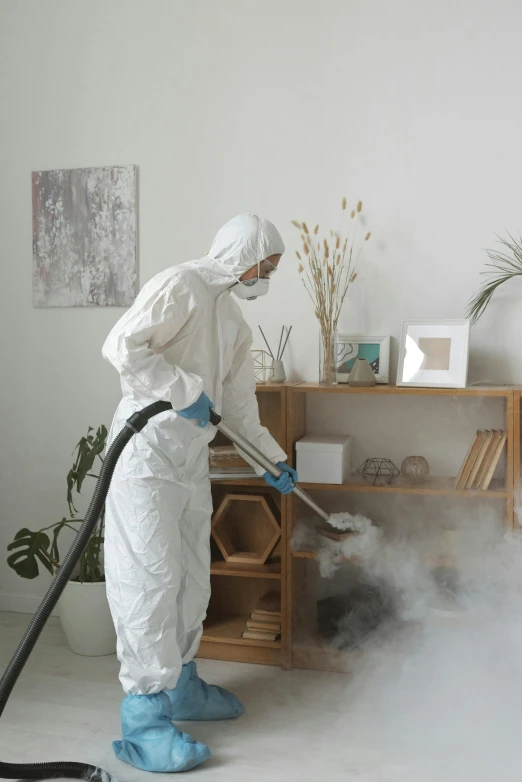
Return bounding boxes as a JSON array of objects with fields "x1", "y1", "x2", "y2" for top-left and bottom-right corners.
[
  {"x1": 397, "y1": 320, "x2": 470, "y2": 388},
  {"x1": 336, "y1": 335, "x2": 390, "y2": 384}
]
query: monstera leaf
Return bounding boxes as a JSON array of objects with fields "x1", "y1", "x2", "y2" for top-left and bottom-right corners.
[
  {"x1": 67, "y1": 425, "x2": 107, "y2": 515},
  {"x1": 7, "y1": 528, "x2": 54, "y2": 579}
]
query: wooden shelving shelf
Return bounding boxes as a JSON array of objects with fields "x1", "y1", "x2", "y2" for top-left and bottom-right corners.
[
  {"x1": 210, "y1": 559, "x2": 281, "y2": 579},
  {"x1": 292, "y1": 550, "x2": 317, "y2": 559},
  {"x1": 292, "y1": 383, "x2": 515, "y2": 397},
  {"x1": 202, "y1": 614, "x2": 281, "y2": 648},
  {"x1": 298, "y1": 476, "x2": 508, "y2": 498}
]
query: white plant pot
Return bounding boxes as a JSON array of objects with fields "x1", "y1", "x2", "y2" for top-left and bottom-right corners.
[{"x1": 59, "y1": 580, "x2": 116, "y2": 656}]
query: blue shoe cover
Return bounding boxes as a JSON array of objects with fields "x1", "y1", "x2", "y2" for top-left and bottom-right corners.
[
  {"x1": 113, "y1": 691, "x2": 210, "y2": 772},
  {"x1": 166, "y1": 661, "x2": 245, "y2": 721}
]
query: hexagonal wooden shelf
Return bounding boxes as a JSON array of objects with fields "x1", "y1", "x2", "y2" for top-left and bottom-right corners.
[{"x1": 211, "y1": 493, "x2": 281, "y2": 565}]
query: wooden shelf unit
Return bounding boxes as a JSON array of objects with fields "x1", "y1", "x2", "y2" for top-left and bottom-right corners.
[
  {"x1": 199, "y1": 382, "x2": 519, "y2": 673},
  {"x1": 286, "y1": 383, "x2": 516, "y2": 672}
]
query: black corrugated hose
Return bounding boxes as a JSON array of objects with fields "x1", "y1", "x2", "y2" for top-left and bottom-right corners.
[{"x1": 0, "y1": 400, "x2": 173, "y2": 781}]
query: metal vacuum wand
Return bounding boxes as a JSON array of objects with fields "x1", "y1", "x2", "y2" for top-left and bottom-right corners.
[{"x1": 209, "y1": 410, "x2": 330, "y2": 523}]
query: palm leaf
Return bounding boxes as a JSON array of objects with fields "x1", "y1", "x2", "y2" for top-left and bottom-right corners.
[{"x1": 467, "y1": 234, "x2": 522, "y2": 323}]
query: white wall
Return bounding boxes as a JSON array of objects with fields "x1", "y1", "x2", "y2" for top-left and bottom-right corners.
[{"x1": 2, "y1": 0, "x2": 522, "y2": 609}]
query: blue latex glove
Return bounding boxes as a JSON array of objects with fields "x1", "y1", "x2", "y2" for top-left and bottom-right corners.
[
  {"x1": 166, "y1": 661, "x2": 244, "y2": 721},
  {"x1": 113, "y1": 692, "x2": 210, "y2": 772},
  {"x1": 264, "y1": 462, "x2": 298, "y2": 494},
  {"x1": 178, "y1": 392, "x2": 214, "y2": 428}
]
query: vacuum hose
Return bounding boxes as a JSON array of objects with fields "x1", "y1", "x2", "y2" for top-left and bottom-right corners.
[{"x1": 0, "y1": 400, "x2": 172, "y2": 782}]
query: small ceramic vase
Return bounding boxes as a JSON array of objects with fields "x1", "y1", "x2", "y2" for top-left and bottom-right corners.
[
  {"x1": 348, "y1": 358, "x2": 376, "y2": 387},
  {"x1": 401, "y1": 456, "x2": 430, "y2": 483},
  {"x1": 271, "y1": 359, "x2": 286, "y2": 383}
]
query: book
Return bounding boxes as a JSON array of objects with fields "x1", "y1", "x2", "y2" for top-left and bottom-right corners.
[
  {"x1": 246, "y1": 620, "x2": 281, "y2": 633},
  {"x1": 481, "y1": 430, "x2": 508, "y2": 490},
  {"x1": 473, "y1": 430, "x2": 502, "y2": 489},
  {"x1": 250, "y1": 609, "x2": 282, "y2": 622},
  {"x1": 465, "y1": 430, "x2": 494, "y2": 489},
  {"x1": 209, "y1": 468, "x2": 257, "y2": 481},
  {"x1": 456, "y1": 431, "x2": 484, "y2": 490},
  {"x1": 209, "y1": 445, "x2": 251, "y2": 470},
  {"x1": 209, "y1": 466, "x2": 255, "y2": 473},
  {"x1": 241, "y1": 630, "x2": 280, "y2": 641},
  {"x1": 250, "y1": 591, "x2": 281, "y2": 620},
  {"x1": 210, "y1": 445, "x2": 239, "y2": 457}
]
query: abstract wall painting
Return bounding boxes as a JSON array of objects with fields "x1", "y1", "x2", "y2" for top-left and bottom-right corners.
[{"x1": 32, "y1": 165, "x2": 137, "y2": 307}]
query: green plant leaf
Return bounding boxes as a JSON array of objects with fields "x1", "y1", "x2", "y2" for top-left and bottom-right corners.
[
  {"x1": 468, "y1": 233, "x2": 522, "y2": 323},
  {"x1": 67, "y1": 426, "x2": 108, "y2": 510},
  {"x1": 36, "y1": 549, "x2": 54, "y2": 575},
  {"x1": 66, "y1": 470, "x2": 79, "y2": 516},
  {"x1": 7, "y1": 528, "x2": 52, "y2": 580},
  {"x1": 50, "y1": 518, "x2": 70, "y2": 564}
]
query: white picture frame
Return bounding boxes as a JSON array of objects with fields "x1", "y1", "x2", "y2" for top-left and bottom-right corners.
[
  {"x1": 397, "y1": 320, "x2": 470, "y2": 388},
  {"x1": 336, "y1": 335, "x2": 390, "y2": 384}
]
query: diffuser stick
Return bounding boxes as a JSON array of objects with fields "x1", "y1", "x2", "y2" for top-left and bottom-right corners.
[
  {"x1": 276, "y1": 327, "x2": 285, "y2": 361},
  {"x1": 258, "y1": 326, "x2": 274, "y2": 359},
  {"x1": 279, "y1": 325, "x2": 292, "y2": 360}
]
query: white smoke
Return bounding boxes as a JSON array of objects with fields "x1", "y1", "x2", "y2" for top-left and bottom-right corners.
[{"x1": 292, "y1": 507, "x2": 522, "y2": 780}]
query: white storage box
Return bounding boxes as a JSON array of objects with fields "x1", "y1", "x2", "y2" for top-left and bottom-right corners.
[{"x1": 296, "y1": 435, "x2": 352, "y2": 484}]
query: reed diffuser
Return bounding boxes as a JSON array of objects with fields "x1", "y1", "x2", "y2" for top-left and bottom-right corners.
[
  {"x1": 293, "y1": 198, "x2": 371, "y2": 385},
  {"x1": 258, "y1": 325, "x2": 292, "y2": 382}
]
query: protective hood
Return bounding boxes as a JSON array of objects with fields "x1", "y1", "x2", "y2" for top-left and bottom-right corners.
[
  {"x1": 208, "y1": 213, "x2": 285, "y2": 280},
  {"x1": 170, "y1": 214, "x2": 285, "y2": 300}
]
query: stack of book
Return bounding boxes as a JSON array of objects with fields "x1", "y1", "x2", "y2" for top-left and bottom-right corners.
[
  {"x1": 209, "y1": 445, "x2": 256, "y2": 481},
  {"x1": 455, "y1": 429, "x2": 507, "y2": 490},
  {"x1": 241, "y1": 591, "x2": 281, "y2": 642}
]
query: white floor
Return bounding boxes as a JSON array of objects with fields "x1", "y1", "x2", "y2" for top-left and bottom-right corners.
[{"x1": 0, "y1": 611, "x2": 394, "y2": 782}]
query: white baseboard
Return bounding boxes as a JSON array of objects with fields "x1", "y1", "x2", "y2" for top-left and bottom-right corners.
[{"x1": 0, "y1": 592, "x2": 58, "y2": 616}]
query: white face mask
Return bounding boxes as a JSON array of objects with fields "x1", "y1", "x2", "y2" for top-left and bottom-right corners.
[{"x1": 231, "y1": 278, "x2": 270, "y2": 300}]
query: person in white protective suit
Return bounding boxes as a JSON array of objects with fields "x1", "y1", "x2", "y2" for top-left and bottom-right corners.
[{"x1": 102, "y1": 214, "x2": 297, "y2": 773}]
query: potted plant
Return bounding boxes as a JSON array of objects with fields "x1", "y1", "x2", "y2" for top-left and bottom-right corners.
[{"x1": 7, "y1": 425, "x2": 116, "y2": 657}]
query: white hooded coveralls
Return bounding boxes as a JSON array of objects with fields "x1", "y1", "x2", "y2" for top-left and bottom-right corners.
[{"x1": 102, "y1": 214, "x2": 286, "y2": 695}]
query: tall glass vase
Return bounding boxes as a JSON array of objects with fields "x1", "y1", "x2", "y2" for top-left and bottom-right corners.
[{"x1": 319, "y1": 327, "x2": 338, "y2": 385}]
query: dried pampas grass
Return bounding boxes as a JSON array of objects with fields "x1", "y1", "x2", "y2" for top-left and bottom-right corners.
[{"x1": 291, "y1": 197, "x2": 371, "y2": 343}]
